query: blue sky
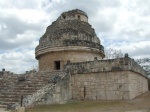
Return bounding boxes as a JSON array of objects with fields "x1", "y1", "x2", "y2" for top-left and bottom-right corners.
[{"x1": 0, "y1": 0, "x2": 150, "y2": 73}]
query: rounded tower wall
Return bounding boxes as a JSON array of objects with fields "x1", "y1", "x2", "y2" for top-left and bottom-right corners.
[
  {"x1": 38, "y1": 50, "x2": 102, "y2": 71},
  {"x1": 35, "y1": 9, "x2": 105, "y2": 72}
]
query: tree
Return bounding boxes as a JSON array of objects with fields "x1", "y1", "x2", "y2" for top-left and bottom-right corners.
[
  {"x1": 135, "y1": 58, "x2": 150, "y2": 78},
  {"x1": 104, "y1": 48, "x2": 123, "y2": 59}
]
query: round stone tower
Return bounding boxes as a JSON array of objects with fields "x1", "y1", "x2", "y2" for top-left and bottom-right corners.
[{"x1": 35, "y1": 9, "x2": 105, "y2": 71}]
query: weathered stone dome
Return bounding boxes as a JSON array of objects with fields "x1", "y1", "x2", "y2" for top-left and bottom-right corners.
[{"x1": 35, "y1": 9, "x2": 105, "y2": 71}]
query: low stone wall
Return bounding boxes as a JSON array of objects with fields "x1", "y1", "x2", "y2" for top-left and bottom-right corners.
[
  {"x1": 70, "y1": 71, "x2": 148, "y2": 100},
  {"x1": 67, "y1": 57, "x2": 149, "y2": 100},
  {"x1": 67, "y1": 57, "x2": 148, "y2": 78}
]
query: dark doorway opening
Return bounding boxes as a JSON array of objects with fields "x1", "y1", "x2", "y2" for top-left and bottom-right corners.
[
  {"x1": 54, "y1": 61, "x2": 60, "y2": 70},
  {"x1": 78, "y1": 15, "x2": 80, "y2": 20}
]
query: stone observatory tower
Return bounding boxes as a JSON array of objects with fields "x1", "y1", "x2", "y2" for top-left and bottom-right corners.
[{"x1": 35, "y1": 9, "x2": 105, "y2": 71}]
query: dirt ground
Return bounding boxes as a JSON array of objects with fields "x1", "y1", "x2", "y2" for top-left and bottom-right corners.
[{"x1": 26, "y1": 91, "x2": 150, "y2": 112}]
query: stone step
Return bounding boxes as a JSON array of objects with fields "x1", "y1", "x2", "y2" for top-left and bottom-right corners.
[
  {"x1": 0, "y1": 94, "x2": 21, "y2": 98},
  {"x1": 0, "y1": 98, "x2": 20, "y2": 102},
  {"x1": 29, "y1": 82, "x2": 46, "y2": 84},
  {"x1": 0, "y1": 110, "x2": 10, "y2": 112},
  {"x1": 0, "y1": 101, "x2": 16, "y2": 106},
  {"x1": 16, "y1": 82, "x2": 46, "y2": 86},
  {"x1": 0, "y1": 104, "x2": 7, "y2": 109},
  {"x1": 1, "y1": 92, "x2": 32, "y2": 96},
  {"x1": 8, "y1": 90, "x2": 37, "y2": 93},
  {"x1": 0, "y1": 108, "x2": 7, "y2": 111},
  {"x1": 12, "y1": 87, "x2": 39, "y2": 90}
]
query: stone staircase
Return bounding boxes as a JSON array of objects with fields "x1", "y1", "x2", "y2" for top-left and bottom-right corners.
[
  {"x1": 0, "y1": 70, "x2": 67, "y2": 110},
  {"x1": 0, "y1": 74, "x2": 18, "y2": 110}
]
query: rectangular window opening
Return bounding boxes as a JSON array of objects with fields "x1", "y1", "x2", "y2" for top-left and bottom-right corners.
[{"x1": 54, "y1": 61, "x2": 60, "y2": 70}]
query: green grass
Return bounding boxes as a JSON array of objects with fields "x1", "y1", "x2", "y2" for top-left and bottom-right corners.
[
  {"x1": 26, "y1": 100, "x2": 128, "y2": 112},
  {"x1": 12, "y1": 92, "x2": 150, "y2": 112}
]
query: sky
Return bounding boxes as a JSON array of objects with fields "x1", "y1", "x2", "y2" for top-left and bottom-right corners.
[{"x1": 0, "y1": 0, "x2": 150, "y2": 73}]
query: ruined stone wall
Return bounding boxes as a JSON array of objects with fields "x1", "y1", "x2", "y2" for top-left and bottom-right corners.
[
  {"x1": 70, "y1": 71, "x2": 148, "y2": 100},
  {"x1": 67, "y1": 57, "x2": 148, "y2": 78},
  {"x1": 67, "y1": 57, "x2": 149, "y2": 100},
  {"x1": 71, "y1": 71, "x2": 130, "y2": 100},
  {"x1": 38, "y1": 50, "x2": 102, "y2": 71}
]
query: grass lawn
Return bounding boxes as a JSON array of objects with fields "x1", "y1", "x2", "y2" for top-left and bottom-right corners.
[{"x1": 23, "y1": 92, "x2": 150, "y2": 112}]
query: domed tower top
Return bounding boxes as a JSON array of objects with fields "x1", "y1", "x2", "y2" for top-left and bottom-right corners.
[
  {"x1": 58, "y1": 9, "x2": 88, "y2": 22},
  {"x1": 35, "y1": 9, "x2": 105, "y2": 71}
]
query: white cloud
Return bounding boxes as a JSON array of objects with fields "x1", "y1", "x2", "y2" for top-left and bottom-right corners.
[
  {"x1": 0, "y1": 0, "x2": 149, "y2": 73},
  {"x1": 0, "y1": 49, "x2": 37, "y2": 73}
]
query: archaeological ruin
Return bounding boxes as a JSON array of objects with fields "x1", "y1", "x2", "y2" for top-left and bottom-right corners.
[{"x1": 0, "y1": 9, "x2": 149, "y2": 110}]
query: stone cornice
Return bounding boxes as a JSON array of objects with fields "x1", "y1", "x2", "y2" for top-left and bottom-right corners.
[{"x1": 35, "y1": 46, "x2": 105, "y2": 59}]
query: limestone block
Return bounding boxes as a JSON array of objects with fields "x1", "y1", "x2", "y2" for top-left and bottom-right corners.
[
  {"x1": 0, "y1": 107, "x2": 7, "y2": 111},
  {"x1": 84, "y1": 82, "x2": 88, "y2": 86},
  {"x1": 90, "y1": 82, "x2": 95, "y2": 86},
  {"x1": 115, "y1": 91, "x2": 124, "y2": 99},
  {"x1": 107, "y1": 74, "x2": 115, "y2": 81},
  {"x1": 123, "y1": 91, "x2": 130, "y2": 99},
  {"x1": 55, "y1": 86, "x2": 61, "y2": 93},
  {"x1": 118, "y1": 78, "x2": 125, "y2": 83},
  {"x1": 109, "y1": 84, "x2": 118, "y2": 91},
  {"x1": 16, "y1": 107, "x2": 26, "y2": 112},
  {"x1": 80, "y1": 87, "x2": 84, "y2": 92},
  {"x1": 96, "y1": 90, "x2": 106, "y2": 100},
  {"x1": 106, "y1": 91, "x2": 117, "y2": 100},
  {"x1": 77, "y1": 82, "x2": 81, "y2": 85},
  {"x1": 91, "y1": 94, "x2": 97, "y2": 100},
  {"x1": 53, "y1": 93, "x2": 60, "y2": 102}
]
